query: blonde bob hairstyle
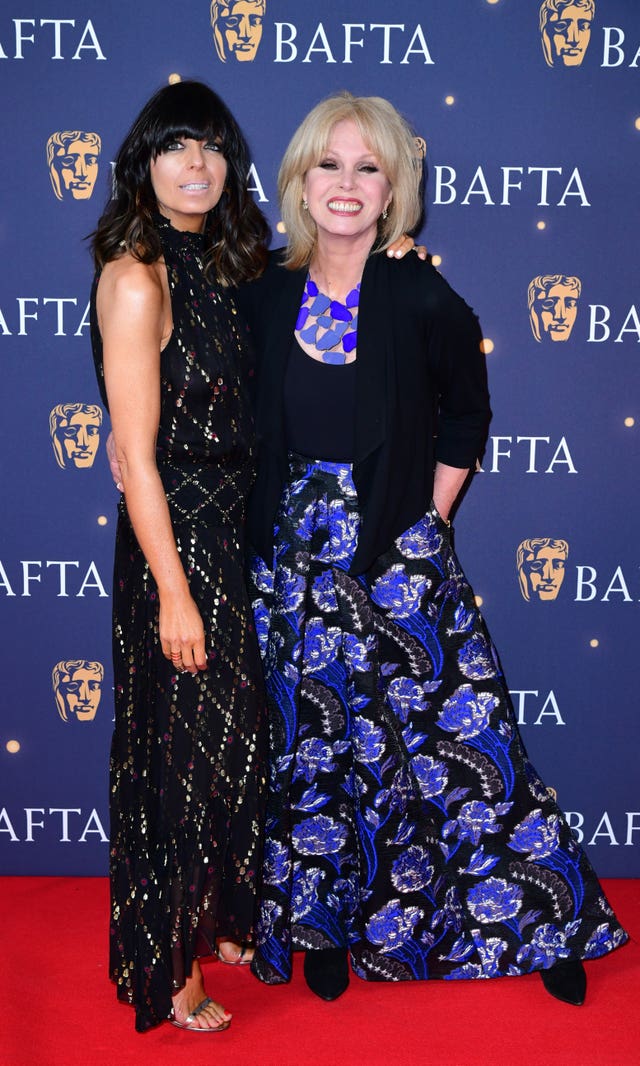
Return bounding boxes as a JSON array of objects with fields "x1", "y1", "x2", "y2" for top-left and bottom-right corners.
[{"x1": 278, "y1": 93, "x2": 423, "y2": 269}]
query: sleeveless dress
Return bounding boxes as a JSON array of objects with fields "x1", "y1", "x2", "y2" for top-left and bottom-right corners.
[
  {"x1": 248, "y1": 331, "x2": 628, "y2": 988},
  {"x1": 90, "y1": 216, "x2": 267, "y2": 1031}
]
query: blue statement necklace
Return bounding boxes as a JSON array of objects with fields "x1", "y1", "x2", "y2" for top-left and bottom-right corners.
[{"x1": 295, "y1": 275, "x2": 360, "y2": 364}]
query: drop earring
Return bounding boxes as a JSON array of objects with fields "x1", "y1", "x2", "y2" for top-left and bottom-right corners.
[{"x1": 302, "y1": 199, "x2": 309, "y2": 211}]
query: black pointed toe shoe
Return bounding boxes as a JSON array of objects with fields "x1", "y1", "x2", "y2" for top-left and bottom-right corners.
[
  {"x1": 540, "y1": 960, "x2": 587, "y2": 1005},
  {"x1": 303, "y1": 948, "x2": 350, "y2": 1002}
]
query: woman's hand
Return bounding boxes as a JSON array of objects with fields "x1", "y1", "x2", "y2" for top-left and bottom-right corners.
[
  {"x1": 106, "y1": 430, "x2": 123, "y2": 491},
  {"x1": 387, "y1": 234, "x2": 427, "y2": 260},
  {"x1": 432, "y1": 462, "x2": 470, "y2": 525},
  {"x1": 160, "y1": 593, "x2": 208, "y2": 674}
]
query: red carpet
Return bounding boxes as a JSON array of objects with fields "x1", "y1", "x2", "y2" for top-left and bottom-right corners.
[{"x1": 2, "y1": 877, "x2": 638, "y2": 1066}]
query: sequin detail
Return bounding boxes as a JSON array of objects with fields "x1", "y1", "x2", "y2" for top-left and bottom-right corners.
[{"x1": 93, "y1": 216, "x2": 267, "y2": 1032}]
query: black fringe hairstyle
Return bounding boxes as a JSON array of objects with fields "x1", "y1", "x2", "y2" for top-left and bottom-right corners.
[{"x1": 91, "y1": 80, "x2": 269, "y2": 285}]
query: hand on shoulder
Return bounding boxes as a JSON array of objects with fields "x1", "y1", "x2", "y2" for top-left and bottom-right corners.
[{"x1": 386, "y1": 235, "x2": 427, "y2": 261}]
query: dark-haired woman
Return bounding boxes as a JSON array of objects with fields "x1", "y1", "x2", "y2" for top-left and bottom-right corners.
[{"x1": 90, "y1": 80, "x2": 269, "y2": 1033}]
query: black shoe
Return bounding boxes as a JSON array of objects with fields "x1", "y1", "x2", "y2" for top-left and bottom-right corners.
[
  {"x1": 303, "y1": 948, "x2": 349, "y2": 1001},
  {"x1": 540, "y1": 960, "x2": 587, "y2": 1005}
]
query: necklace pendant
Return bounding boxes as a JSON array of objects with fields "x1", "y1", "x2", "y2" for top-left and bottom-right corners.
[
  {"x1": 343, "y1": 330, "x2": 357, "y2": 355},
  {"x1": 297, "y1": 274, "x2": 360, "y2": 360},
  {"x1": 316, "y1": 321, "x2": 348, "y2": 350},
  {"x1": 300, "y1": 323, "x2": 320, "y2": 346}
]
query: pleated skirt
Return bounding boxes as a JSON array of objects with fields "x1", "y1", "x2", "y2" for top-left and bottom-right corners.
[{"x1": 248, "y1": 455, "x2": 627, "y2": 985}]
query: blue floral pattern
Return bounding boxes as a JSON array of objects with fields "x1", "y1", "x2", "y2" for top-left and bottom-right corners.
[
  {"x1": 391, "y1": 846, "x2": 434, "y2": 893},
  {"x1": 292, "y1": 814, "x2": 348, "y2": 856},
  {"x1": 371, "y1": 564, "x2": 430, "y2": 618},
  {"x1": 293, "y1": 737, "x2": 338, "y2": 783},
  {"x1": 509, "y1": 810, "x2": 561, "y2": 859},
  {"x1": 366, "y1": 900, "x2": 424, "y2": 953},
  {"x1": 458, "y1": 633, "x2": 496, "y2": 680},
  {"x1": 249, "y1": 457, "x2": 627, "y2": 987},
  {"x1": 387, "y1": 676, "x2": 429, "y2": 723}
]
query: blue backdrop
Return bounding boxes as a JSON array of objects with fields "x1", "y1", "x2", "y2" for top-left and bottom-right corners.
[{"x1": 1, "y1": 0, "x2": 638, "y2": 876}]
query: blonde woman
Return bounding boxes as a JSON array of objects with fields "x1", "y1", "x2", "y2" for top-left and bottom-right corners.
[{"x1": 244, "y1": 93, "x2": 627, "y2": 1004}]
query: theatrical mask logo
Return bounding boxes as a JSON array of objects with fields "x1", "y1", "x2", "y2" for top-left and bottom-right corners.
[
  {"x1": 46, "y1": 131, "x2": 101, "y2": 200},
  {"x1": 49, "y1": 403, "x2": 102, "y2": 469},
  {"x1": 211, "y1": 0, "x2": 265, "y2": 62},
  {"x1": 517, "y1": 539, "x2": 569, "y2": 602},
  {"x1": 52, "y1": 660, "x2": 104, "y2": 722},
  {"x1": 540, "y1": 0, "x2": 594, "y2": 68},
  {"x1": 528, "y1": 275, "x2": 581, "y2": 342}
]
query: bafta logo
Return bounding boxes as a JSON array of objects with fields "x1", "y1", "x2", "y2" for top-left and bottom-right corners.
[
  {"x1": 210, "y1": 0, "x2": 265, "y2": 62},
  {"x1": 50, "y1": 403, "x2": 102, "y2": 469},
  {"x1": 528, "y1": 275, "x2": 581, "y2": 342},
  {"x1": 52, "y1": 660, "x2": 104, "y2": 722},
  {"x1": 46, "y1": 130, "x2": 101, "y2": 200},
  {"x1": 540, "y1": 0, "x2": 594, "y2": 68},
  {"x1": 517, "y1": 539, "x2": 569, "y2": 602}
]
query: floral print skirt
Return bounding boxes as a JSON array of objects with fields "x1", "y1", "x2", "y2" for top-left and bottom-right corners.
[{"x1": 248, "y1": 455, "x2": 627, "y2": 985}]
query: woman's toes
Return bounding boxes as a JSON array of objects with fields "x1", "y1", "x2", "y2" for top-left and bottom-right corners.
[
  {"x1": 198, "y1": 999, "x2": 232, "y2": 1029},
  {"x1": 217, "y1": 940, "x2": 254, "y2": 964}
]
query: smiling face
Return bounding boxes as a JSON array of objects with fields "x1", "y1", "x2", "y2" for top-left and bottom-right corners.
[
  {"x1": 302, "y1": 120, "x2": 392, "y2": 256},
  {"x1": 150, "y1": 137, "x2": 228, "y2": 232}
]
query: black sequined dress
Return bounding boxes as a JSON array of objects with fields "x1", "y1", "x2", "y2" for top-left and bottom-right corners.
[{"x1": 90, "y1": 216, "x2": 267, "y2": 1032}]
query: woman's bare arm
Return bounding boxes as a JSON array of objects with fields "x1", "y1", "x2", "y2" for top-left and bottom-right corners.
[{"x1": 97, "y1": 257, "x2": 207, "y2": 673}]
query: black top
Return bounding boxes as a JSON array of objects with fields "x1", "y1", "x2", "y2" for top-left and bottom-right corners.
[
  {"x1": 284, "y1": 340, "x2": 356, "y2": 461},
  {"x1": 239, "y1": 249, "x2": 491, "y2": 575},
  {"x1": 90, "y1": 216, "x2": 256, "y2": 469}
]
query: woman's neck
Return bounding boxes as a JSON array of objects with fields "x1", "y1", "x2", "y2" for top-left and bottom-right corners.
[
  {"x1": 309, "y1": 234, "x2": 374, "y2": 299},
  {"x1": 156, "y1": 206, "x2": 207, "y2": 234}
]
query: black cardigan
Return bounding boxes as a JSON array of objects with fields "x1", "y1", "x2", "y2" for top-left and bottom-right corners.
[{"x1": 240, "y1": 249, "x2": 491, "y2": 575}]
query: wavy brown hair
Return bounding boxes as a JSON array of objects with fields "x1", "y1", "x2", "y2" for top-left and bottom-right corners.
[{"x1": 91, "y1": 80, "x2": 269, "y2": 285}]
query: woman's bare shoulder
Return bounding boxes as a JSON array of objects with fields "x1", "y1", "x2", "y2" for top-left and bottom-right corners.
[{"x1": 97, "y1": 254, "x2": 167, "y2": 320}]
